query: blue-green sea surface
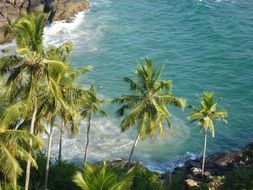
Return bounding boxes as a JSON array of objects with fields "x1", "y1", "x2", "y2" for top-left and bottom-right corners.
[{"x1": 40, "y1": 0, "x2": 253, "y2": 171}]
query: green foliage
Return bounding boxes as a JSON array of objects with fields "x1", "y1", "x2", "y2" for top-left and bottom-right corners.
[
  {"x1": 242, "y1": 150, "x2": 253, "y2": 162},
  {"x1": 188, "y1": 91, "x2": 228, "y2": 137},
  {"x1": 0, "y1": 183, "x2": 22, "y2": 190},
  {"x1": 131, "y1": 167, "x2": 164, "y2": 190},
  {"x1": 19, "y1": 152, "x2": 79, "y2": 190},
  {"x1": 113, "y1": 58, "x2": 186, "y2": 139},
  {"x1": 48, "y1": 161, "x2": 80, "y2": 190},
  {"x1": 73, "y1": 162, "x2": 133, "y2": 190},
  {"x1": 0, "y1": 98, "x2": 43, "y2": 188},
  {"x1": 167, "y1": 171, "x2": 185, "y2": 190},
  {"x1": 100, "y1": 164, "x2": 166, "y2": 190},
  {"x1": 221, "y1": 167, "x2": 253, "y2": 190}
]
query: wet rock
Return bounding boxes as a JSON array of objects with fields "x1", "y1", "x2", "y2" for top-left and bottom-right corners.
[
  {"x1": 244, "y1": 143, "x2": 253, "y2": 151},
  {"x1": 191, "y1": 167, "x2": 202, "y2": 176},
  {"x1": 185, "y1": 179, "x2": 198, "y2": 188},
  {"x1": 185, "y1": 174, "x2": 194, "y2": 179},
  {"x1": 0, "y1": 0, "x2": 90, "y2": 43},
  {"x1": 184, "y1": 160, "x2": 201, "y2": 170},
  {"x1": 203, "y1": 171, "x2": 211, "y2": 177}
]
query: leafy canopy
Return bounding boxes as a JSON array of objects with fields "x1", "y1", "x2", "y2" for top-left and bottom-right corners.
[
  {"x1": 72, "y1": 162, "x2": 133, "y2": 190},
  {"x1": 113, "y1": 59, "x2": 186, "y2": 139},
  {"x1": 188, "y1": 91, "x2": 228, "y2": 137}
]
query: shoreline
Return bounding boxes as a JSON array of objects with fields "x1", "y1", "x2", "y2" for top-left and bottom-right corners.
[{"x1": 0, "y1": 0, "x2": 90, "y2": 44}]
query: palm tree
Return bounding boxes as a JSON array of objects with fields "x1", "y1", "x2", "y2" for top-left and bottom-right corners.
[
  {"x1": 0, "y1": 127, "x2": 42, "y2": 189},
  {"x1": 113, "y1": 59, "x2": 186, "y2": 167},
  {"x1": 0, "y1": 94, "x2": 43, "y2": 189},
  {"x1": 79, "y1": 85, "x2": 108, "y2": 164},
  {"x1": 72, "y1": 162, "x2": 133, "y2": 190},
  {"x1": 57, "y1": 63, "x2": 91, "y2": 162},
  {"x1": 188, "y1": 91, "x2": 228, "y2": 175},
  {"x1": 0, "y1": 12, "x2": 68, "y2": 190}
]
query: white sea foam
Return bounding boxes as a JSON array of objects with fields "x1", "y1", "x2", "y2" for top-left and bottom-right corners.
[
  {"x1": 44, "y1": 11, "x2": 88, "y2": 47},
  {"x1": 0, "y1": 41, "x2": 16, "y2": 56},
  {"x1": 47, "y1": 114, "x2": 192, "y2": 172}
]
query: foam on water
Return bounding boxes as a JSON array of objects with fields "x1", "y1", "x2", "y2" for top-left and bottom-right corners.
[
  {"x1": 0, "y1": 41, "x2": 16, "y2": 56},
  {"x1": 48, "y1": 114, "x2": 192, "y2": 172},
  {"x1": 44, "y1": 11, "x2": 88, "y2": 47}
]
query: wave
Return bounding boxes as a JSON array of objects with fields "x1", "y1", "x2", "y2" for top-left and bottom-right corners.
[
  {"x1": 44, "y1": 11, "x2": 88, "y2": 47},
  {"x1": 48, "y1": 114, "x2": 192, "y2": 173}
]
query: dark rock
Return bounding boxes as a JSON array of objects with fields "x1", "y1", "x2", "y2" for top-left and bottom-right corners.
[
  {"x1": 185, "y1": 174, "x2": 194, "y2": 179},
  {"x1": 0, "y1": 0, "x2": 90, "y2": 43},
  {"x1": 2, "y1": 48, "x2": 9, "y2": 53},
  {"x1": 184, "y1": 159, "x2": 201, "y2": 170},
  {"x1": 244, "y1": 143, "x2": 253, "y2": 151}
]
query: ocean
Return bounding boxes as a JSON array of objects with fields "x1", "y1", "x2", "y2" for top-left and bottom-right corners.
[{"x1": 2, "y1": 0, "x2": 253, "y2": 172}]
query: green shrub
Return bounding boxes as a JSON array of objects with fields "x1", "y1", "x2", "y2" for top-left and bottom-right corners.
[
  {"x1": 19, "y1": 152, "x2": 79, "y2": 190},
  {"x1": 131, "y1": 167, "x2": 164, "y2": 190},
  {"x1": 0, "y1": 183, "x2": 22, "y2": 190},
  {"x1": 242, "y1": 150, "x2": 253, "y2": 162},
  {"x1": 167, "y1": 170, "x2": 185, "y2": 190},
  {"x1": 221, "y1": 166, "x2": 253, "y2": 190}
]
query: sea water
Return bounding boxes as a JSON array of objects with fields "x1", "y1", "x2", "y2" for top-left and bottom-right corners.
[{"x1": 3, "y1": 0, "x2": 253, "y2": 172}]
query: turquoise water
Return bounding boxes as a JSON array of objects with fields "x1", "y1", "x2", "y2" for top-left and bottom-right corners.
[{"x1": 24, "y1": 0, "x2": 253, "y2": 171}]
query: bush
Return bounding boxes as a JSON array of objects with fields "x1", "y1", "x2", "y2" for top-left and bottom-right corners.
[
  {"x1": 167, "y1": 170, "x2": 185, "y2": 190},
  {"x1": 19, "y1": 152, "x2": 79, "y2": 190},
  {"x1": 100, "y1": 164, "x2": 165, "y2": 190},
  {"x1": 220, "y1": 167, "x2": 253, "y2": 190},
  {"x1": 131, "y1": 167, "x2": 164, "y2": 190}
]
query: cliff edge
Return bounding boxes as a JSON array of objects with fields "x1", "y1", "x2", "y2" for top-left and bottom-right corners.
[{"x1": 0, "y1": 0, "x2": 90, "y2": 43}]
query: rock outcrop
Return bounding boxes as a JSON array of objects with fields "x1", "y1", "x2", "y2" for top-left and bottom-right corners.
[
  {"x1": 0, "y1": 0, "x2": 90, "y2": 43},
  {"x1": 160, "y1": 143, "x2": 253, "y2": 189}
]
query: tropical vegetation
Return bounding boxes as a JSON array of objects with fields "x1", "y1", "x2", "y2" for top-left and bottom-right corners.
[
  {"x1": 113, "y1": 59, "x2": 186, "y2": 166},
  {"x1": 188, "y1": 92, "x2": 228, "y2": 175}
]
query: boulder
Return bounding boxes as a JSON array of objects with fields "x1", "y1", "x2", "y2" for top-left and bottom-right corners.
[
  {"x1": 244, "y1": 143, "x2": 253, "y2": 151},
  {"x1": 185, "y1": 179, "x2": 198, "y2": 188},
  {"x1": 191, "y1": 167, "x2": 202, "y2": 176},
  {"x1": 0, "y1": 0, "x2": 90, "y2": 43}
]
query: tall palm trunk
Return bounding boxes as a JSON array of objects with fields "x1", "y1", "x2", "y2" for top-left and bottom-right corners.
[
  {"x1": 84, "y1": 112, "x2": 91, "y2": 164},
  {"x1": 202, "y1": 131, "x2": 207, "y2": 175},
  {"x1": 58, "y1": 121, "x2": 65, "y2": 162},
  {"x1": 127, "y1": 129, "x2": 140, "y2": 169},
  {"x1": 44, "y1": 120, "x2": 54, "y2": 190},
  {"x1": 25, "y1": 99, "x2": 37, "y2": 190}
]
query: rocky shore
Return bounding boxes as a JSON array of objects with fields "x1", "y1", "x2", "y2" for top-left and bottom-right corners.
[
  {"x1": 165, "y1": 142, "x2": 253, "y2": 189},
  {"x1": 0, "y1": 0, "x2": 90, "y2": 43},
  {"x1": 105, "y1": 142, "x2": 253, "y2": 189}
]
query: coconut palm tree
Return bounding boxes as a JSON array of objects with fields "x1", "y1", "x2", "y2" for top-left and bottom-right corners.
[
  {"x1": 79, "y1": 85, "x2": 108, "y2": 164},
  {"x1": 57, "y1": 62, "x2": 91, "y2": 162},
  {"x1": 0, "y1": 126, "x2": 42, "y2": 189},
  {"x1": 188, "y1": 91, "x2": 228, "y2": 175},
  {"x1": 0, "y1": 12, "x2": 68, "y2": 190},
  {"x1": 113, "y1": 59, "x2": 186, "y2": 167},
  {"x1": 0, "y1": 93, "x2": 43, "y2": 189},
  {"x1": 72, "y1": 162, "x2": 133, "y2": 190}
]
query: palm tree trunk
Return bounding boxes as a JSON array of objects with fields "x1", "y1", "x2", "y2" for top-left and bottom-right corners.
[
  {"x1": 58, "y1": 121, "x2": 64, "y2": 162},
  {"x1": 202, "y1": 131, "x2": 207, "y2": 175},
  {"x1": 44, "y1": 121, "x2": 54, "y2": 190},
  {"x1": 127, "y1": 129, "x2": 140, "y2": 169},
  {"x1": 84, "y1": 112, "x2": 91, "y2": 164},
  {"x1": 24, "y1": 99, "x2": 37, "y2": 190}
]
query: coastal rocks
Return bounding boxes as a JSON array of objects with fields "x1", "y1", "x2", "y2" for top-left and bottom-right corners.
[
  {"x1": 0, "y1": 0, "x2": 90, "y2": 43},
  {"x1": 185, "y1": 179, "x2": 198, "y2": 188},
  {"x1": 181, "y1": 143, "x2": 253, "y2": 189},
  {"x1": 244, "y1": 142, "x2": 253, "y2": 151},
  {"x1": 53, "y1": 0, "x2": 90, "y2": 22}
]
